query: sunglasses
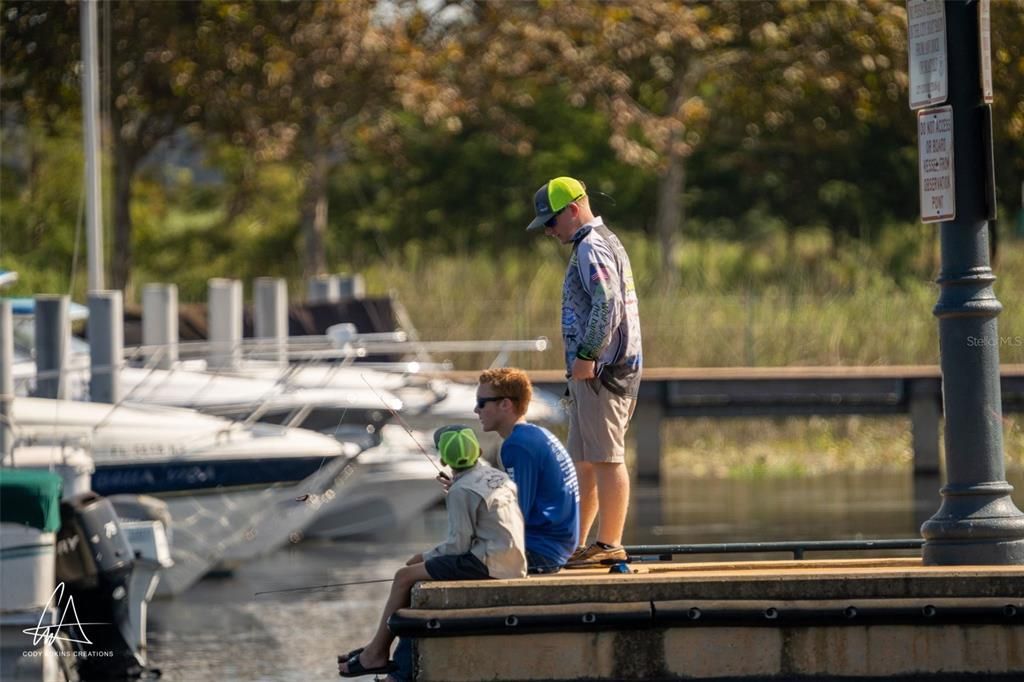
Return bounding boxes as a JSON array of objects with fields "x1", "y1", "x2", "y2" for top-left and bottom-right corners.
[
  {"x1": 544, "y1": 208, "x2": 565, "y2": 229},
  {"x1": 543, "y1": 195, "x2": 584, "y2": 228},
  {"x1": 475, "y1": 396, "x2": 511, "y2": 409}
]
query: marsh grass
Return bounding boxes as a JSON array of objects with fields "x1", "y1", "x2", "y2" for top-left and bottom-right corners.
[
  {"x1": 363, "y1": 229, "x2": 1024, "y2": 370},
  {"x1": 361, "y1": 230, "x2": 1024, "y2": 477},
  {"x1": 654, "y1": 415, "x2": 1024, "y2": 479}
]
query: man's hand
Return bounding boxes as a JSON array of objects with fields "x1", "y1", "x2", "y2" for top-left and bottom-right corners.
[
  {"x1": 436, "y1": 471, "x2": 452, "y2": 492},
  {"x1": 571, "y1": 357, "x2": 596, "y2": 380},
  {"x1": 406, "y1": 553, "x2": 424, "y2": 566}
]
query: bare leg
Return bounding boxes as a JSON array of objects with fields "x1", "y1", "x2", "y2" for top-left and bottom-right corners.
[
  {"x1": 593, "y1": 462, "x2": 630, "y2": 546},
  {"x1": 574, "y1": 460, "x2": 598, "y2": 545},
  {"x1": 339, "y1": 563, "x2": 431, "y2": 675}
]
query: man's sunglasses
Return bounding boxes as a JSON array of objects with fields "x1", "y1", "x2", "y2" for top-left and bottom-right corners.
[{"x1": 475, "y1": 396, "x2": 511, "y2": 409}]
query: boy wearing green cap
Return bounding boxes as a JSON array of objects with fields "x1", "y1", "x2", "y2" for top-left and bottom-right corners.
[{"x1": 338, "y1": 426, "x2": 526, "y2": 678}]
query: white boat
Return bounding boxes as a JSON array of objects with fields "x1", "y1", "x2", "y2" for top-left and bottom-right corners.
[
  {"x1": 303, "y1": 424, "x2": 446, "y2": 539},
  {"x1": 0, "y1": 469, "x2": 62, "y2": 682},
  {"x1": 8, "y1": 396, "x2": 357, "y2": 596},
  {"x1": 201, "y1": 359, "x2": 566, "y2": 427},
  {"x1": 10, "y1": 330, "x2": 454, "y2": 549},
  {"x1": 8, "y1": 302, "x2": 404, "y2": 434},
  {"x1": 9, "y1": 302, "x2": 559, "y2": 547},
  {"x1": 2, "y1": 443, "x2": 172, "y2": 669}
]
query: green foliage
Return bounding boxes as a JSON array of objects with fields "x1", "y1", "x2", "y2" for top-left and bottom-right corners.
[
  {"x1": 327, "y1": 86, "x2": 658, "y2": 261},
  {"x1": 131, "y1": 156, "x2": 304, "y2": 300},
  {"x1": 0, "y1": 114, "x2": 85, "y2": 296},
  {"x1": 3, "y1": 0, "x2": 1024, "y2": 307}
]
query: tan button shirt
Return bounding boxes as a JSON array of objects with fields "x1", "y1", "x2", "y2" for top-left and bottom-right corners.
[{"x1": 422, "y1": 462, "x2": 527, "y2": 579}]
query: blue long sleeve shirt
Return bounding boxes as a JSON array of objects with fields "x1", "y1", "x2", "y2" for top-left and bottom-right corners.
[{"x1": 499, "y1": 423, "x2": 580, "y2": 564}]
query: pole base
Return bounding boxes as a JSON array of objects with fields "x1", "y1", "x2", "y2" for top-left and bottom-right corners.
[{"x1": 921, "y1": 481, "x2": 1024, "y2": 565}]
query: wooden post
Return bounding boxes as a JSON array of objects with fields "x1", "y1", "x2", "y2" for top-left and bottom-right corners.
[
  {"x1": 909, "y1": 379, "x2": 942, "y2": 476},
  {"x1": 632, "y1": 397, "x2": 663, "y2": 484}
]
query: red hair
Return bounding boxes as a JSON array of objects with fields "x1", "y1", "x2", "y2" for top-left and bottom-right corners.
[{"x1": 478, "y1": 367, "x2": 532, "y2": 418}]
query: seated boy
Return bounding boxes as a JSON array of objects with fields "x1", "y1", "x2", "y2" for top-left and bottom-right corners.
[
  {"x1": 475, "y1": 368, "x2": 580, "y2": 573},
  {"x1": 338, "y1": 425, "x2": 527, "y2": 678}
]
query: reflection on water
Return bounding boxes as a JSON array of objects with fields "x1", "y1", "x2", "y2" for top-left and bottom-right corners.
[
  {"x1": 148, "y1": 535, "x2": 433, "y2": 682},
  {"x1": 629, "y1": 470, "x2": 951, "y2": 544},
  {"x1": 147, "y1": 469, "x2": 1024, "y2": 681}
]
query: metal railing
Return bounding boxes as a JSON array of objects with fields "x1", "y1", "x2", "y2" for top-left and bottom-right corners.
[{"x1": 624, "y1": 539, "x2": 925, "y2": 562}]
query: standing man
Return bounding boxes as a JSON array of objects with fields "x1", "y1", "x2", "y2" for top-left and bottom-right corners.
[
  {"x1": 475, "y1": 367, "x2": 580, "y2": 573},
  {"x1": 526, "y1": 176, "x2": 642, "y2": 567}
]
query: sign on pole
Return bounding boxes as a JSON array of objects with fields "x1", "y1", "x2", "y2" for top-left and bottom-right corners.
[
  {"x1": 918, "y1": 106, "x2": 955, "y2": 223},
  {"x1": 907, "y1": 0, "x2": 948, "y2": 110},
  {"x1": 979, "y1": 0, "x2": 993, "y2": 103}
]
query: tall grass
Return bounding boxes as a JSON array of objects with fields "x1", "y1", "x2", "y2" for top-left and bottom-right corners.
[
  {"x1": 362, "y1": 227, "x2": 1024, "y2": 478},
  {"x1": 656, "y1": 415, "x2": 1024, "y2": 478},
  {"x1": 362, "y1": 228, "x2": 1024, "y2": 370}
]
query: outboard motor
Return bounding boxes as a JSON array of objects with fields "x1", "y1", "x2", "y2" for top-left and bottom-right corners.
[
  {"x1": 108, "y1": 494, "x2": 174, "y2": 669},
  {"x1": 55, "y1": 492, "x2": 149, "y2": 680}
]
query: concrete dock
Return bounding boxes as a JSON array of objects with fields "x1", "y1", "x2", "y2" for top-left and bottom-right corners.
[{"x1": 391, "y1": 558, "x2": 1024, "y2": 680}]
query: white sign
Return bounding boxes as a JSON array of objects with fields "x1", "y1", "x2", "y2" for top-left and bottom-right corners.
[
  {"x1": 980, "y1": 0, "x2": 993, "y2": 103},
  {"x1": 918, "y1": 106, "x2": 955, "y2": 223},
  {"x1": 908, "y1": 0, "x2": 948, "y2": 110}
]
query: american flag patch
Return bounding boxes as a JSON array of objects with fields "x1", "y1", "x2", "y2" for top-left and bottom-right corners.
[{"x1": 590, "y1": 264, "x2": 610, "y2": 282}]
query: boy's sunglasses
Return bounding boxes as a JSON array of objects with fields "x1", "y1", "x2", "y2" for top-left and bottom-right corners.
[
  {"x1": 544, "y1": 208, "x2": 565, "y2": 229},
  {"x1": 475, "y1": 396, "x2": 511, "y2": 409},
  {"x1": 544, "y1": 195, "x2": 584, "y2": 228}
]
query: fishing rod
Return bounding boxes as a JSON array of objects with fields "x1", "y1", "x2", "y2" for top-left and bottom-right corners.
[
  {"x1": 360, "y1": 374, "x2": 450, "y2": 481},
  {"x1": 254, "y1": 556, "x2": 569, "y2": 596},
  {"x1": 255, "y1": 577, "x2": 394, "y2": 597}
]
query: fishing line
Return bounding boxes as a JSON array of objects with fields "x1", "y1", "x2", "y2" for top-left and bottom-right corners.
[
  {"x1": 254, "y1": 577, "x2": 394, "y2": 597},
  {"x1": 359, "y1": 374, "x2": 448, "y2": 480},
  {"x1": 254, "y1": 559, "x2": 559, "y2": 596}
]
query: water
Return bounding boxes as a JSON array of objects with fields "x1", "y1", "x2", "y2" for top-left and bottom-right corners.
[{"x1": 146, "y1": 469, "x2": 1024, "y2": 681}]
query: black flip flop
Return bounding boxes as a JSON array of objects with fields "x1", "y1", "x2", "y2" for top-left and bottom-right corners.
[
  {"x1": 338, "y1": 652, "x2": 397, "y2": 678},
  {"x1": 337, "y1": 648, "x2": 363, "y2": 664}
]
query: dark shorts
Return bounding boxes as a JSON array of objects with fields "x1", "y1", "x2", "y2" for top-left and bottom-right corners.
[
  {"x1": 424, "y1": 552, "x2": 490, "y2": 581},
  {"x1": 526, "y1": 548, "x2": 563, "y2": 575}
]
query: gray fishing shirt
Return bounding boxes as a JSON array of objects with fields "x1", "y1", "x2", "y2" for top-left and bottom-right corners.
[
  {"x1": 422, "y1": 462, "x2": 527, "y2": 580},
  {"x1": 561, "y1": 217, "x2": 643, "y2": 397}
]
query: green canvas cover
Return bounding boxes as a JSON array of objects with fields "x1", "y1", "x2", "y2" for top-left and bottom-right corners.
[{"x1": 0, "y1": 468, "x2": 63, "y2": 532}]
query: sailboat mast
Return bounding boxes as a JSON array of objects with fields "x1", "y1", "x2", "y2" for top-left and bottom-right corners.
[{"x1": 80, "y1": 0, "x2": 104, "y2": 291}]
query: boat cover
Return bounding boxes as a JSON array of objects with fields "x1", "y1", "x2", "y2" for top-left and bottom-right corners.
[{"x1": 0, "y1": 468, "x2": 62, "y2": 532}]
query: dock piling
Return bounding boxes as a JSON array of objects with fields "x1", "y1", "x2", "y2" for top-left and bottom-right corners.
[
  {"x1": 253, "y1": 277, "x2": 288, "y2": 366},
  {"x1": 33, "y1": 295, "x2": 69, "y2": 400},
  {"x1": 207, "y1": 278, "x2": 242, "y2": 371},
  {"x1": 1, "y1": 300, "x2": 13, "y2": 459},
  {"x1": 142, "y1": 283, "x2": 178, "y2": 369},
  {"x1": 88, "y1": 290, "x2": 123, "y2": 404}
]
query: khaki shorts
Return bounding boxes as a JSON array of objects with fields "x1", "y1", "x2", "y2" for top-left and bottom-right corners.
[{"x1": 566, "y1": 379, "x2": 636, "y2": 464}]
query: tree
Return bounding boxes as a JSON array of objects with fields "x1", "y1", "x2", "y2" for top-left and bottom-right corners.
[
  {"x1": 991, "y1": 0, "x2": 1024, "y2": 219},
  {"x1": 199, "y1": 1, "x2": 410, "y2": 277},
  {"x1": 2, "y1": 1, "x2": 206, "y2": 292}
]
